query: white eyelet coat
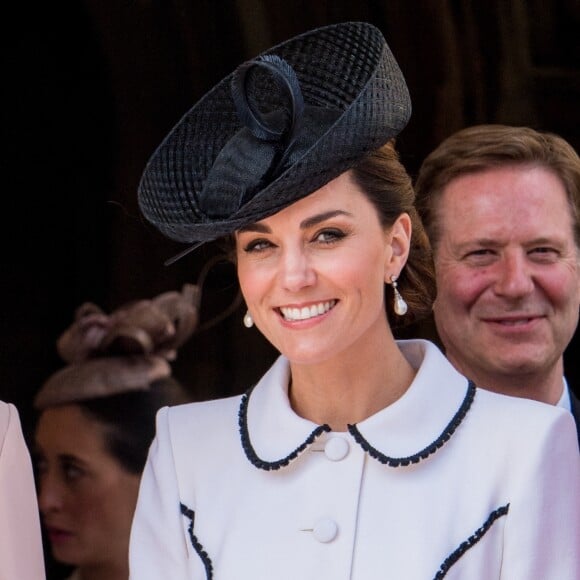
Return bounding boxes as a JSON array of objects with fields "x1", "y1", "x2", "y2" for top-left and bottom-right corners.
[{"x1": 129, "y1": 340, "x2": 580, "y2": 579}]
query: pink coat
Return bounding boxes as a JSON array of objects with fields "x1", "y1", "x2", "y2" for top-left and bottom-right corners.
[{"x1": 0, "y1": 401, "x2": 45, "y2": 579}]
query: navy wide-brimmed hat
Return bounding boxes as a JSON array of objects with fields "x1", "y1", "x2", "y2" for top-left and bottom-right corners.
[{"x1": 138, "y1": 21, "x2": 411, "y2": 261}]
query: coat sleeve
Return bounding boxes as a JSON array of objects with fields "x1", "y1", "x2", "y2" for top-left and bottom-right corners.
[
  {"x1": 129, "y1": 406, "x2": 199, "y2": 580},
  {"x1": 500, "y1": 409, "x2": 580, "y2": 579},
  {"x1": 0, "y1": 402, "x2": 46, "y2": 580}
]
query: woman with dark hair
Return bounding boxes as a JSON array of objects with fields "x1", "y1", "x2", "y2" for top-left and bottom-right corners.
[
  {"x1": 34, "y1": 285, "x2": 197, "y2": 580},
  {"x1": 129, "y1": 22, "x2": 579, "y2": 580}
]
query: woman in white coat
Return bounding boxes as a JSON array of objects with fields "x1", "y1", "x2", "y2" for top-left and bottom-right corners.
[
  {"x1": 0, "y1": 401, "x2": 45, "y2": 580},
  {"x1": 129, "y1": 22, "x2": 580, "y2": 580}
]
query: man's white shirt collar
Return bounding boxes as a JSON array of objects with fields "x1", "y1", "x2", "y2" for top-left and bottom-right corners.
[{"x1": 557, "y1": 377, "x2": 571, "y2": 412}]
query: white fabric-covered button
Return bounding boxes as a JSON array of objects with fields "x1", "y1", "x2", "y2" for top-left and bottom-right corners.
[
  {"x1": 313, "y1": 518, "x2": 338, "y2": 543},
  {"x1": 324, "y1": 437, "x2": 350, "y2": 461}
]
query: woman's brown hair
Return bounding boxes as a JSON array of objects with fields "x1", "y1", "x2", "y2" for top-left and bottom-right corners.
[{"x1": 351, "y1": 141, "x2": 436, "y2": 328}]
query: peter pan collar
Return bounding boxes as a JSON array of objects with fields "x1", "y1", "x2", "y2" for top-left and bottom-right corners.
[{"x1": 238, "y1": 340, "x2": 475, "y2": 470}]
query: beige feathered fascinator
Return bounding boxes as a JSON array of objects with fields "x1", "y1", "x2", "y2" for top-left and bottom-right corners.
[{"x1": 34, "y1": 284, "x2": 200, "y2": 409}]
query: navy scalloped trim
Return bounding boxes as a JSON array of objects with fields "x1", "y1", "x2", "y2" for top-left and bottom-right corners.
[
  {"x1": 348, "y1": 381, "x2": 476, "y2": 467},
  {"x1": 433, "y1": 503, "x2": 510, "y2": 579},
  {"x1": 180, "y1": 503, "x2": 213, "y2": 579},
  {"x1": 238, "y1": 385, "x2": 331, "y2": 470}
]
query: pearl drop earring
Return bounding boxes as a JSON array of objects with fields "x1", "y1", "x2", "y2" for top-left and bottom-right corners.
[
  {"x1": 390, "y1": 275, "x2": 408, "y2": 316},
  {"x1": 243, "y1": 311, "x2": 254, "y2": 328}
]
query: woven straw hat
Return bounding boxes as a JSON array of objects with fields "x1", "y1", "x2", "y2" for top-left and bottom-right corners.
[{"x1": 138, "y1": 21, "x2": 411, "y2": 258}]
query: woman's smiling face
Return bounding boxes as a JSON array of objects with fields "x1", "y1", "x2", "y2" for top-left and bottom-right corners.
[{"x1": 235, "y1": 171, "x2": 410, "y2": 366}]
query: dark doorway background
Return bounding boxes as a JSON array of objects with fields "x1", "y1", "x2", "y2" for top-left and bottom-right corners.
[
  {"x1": 2, "y1": 0, "x2": 579, "y2": 462},
  {"x1": 3, "y1": 0, "x2": 580, "y2": 422},
  {"x1": 3, "y1": 1, "x2": 580, "y2": 422},
  {"x1": 2, "y1": 2, "x2": 578, "y2": 577}
]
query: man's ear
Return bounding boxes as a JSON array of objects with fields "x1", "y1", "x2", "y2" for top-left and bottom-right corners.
[{"x1": 384, "y1": 212, "x2": 412, "y2": 282}]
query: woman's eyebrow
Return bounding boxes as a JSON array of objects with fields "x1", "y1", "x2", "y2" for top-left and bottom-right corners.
[
  {"x1": 58, "y1": 453, "x2": 89, "y2": 467},
  {"x1": 237, "y1": 223, "x2": 270, "y2": 234},
  {"x1": 237, "y1": 209, "x2": 352, "y2": 235},
  {"x1": 300, "y1": 210, "x2": 352, "y2": 229}
]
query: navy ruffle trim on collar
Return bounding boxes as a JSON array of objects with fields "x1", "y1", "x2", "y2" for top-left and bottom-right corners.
[{"x1": 238, "y1": 380, "x2": 477, "y2": 470}]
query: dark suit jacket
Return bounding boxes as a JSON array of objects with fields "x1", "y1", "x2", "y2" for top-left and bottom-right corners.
[{"x1": 569, "y1": 388, "x2": 580, "y2": 451}]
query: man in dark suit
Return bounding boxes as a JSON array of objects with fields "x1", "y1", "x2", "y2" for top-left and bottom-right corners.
[{"x1": 415, "y1": 124, "x2": 580, "y2": 448}]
